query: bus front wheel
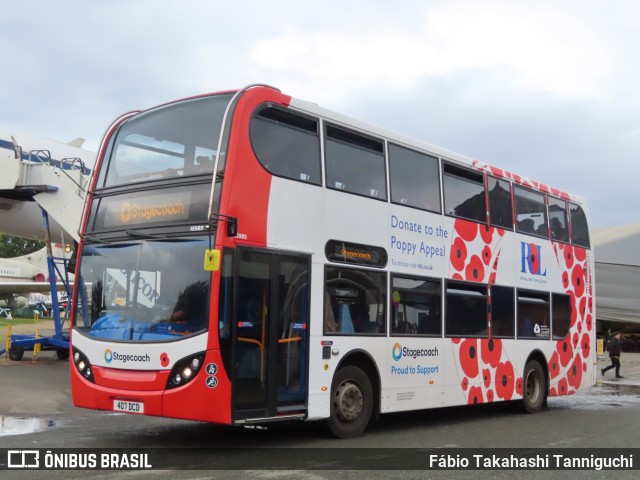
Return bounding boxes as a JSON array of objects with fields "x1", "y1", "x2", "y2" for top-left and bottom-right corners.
[
  {"x1": 328, "y1": 365, "x2": 373, "y2": 438},
  {"x1": 521, "y1": 359, "x2": 546, "y2": 413}
]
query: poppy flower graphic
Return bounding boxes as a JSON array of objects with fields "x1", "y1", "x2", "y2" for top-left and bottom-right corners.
[
  {"x1": 564, "y1": 247, "x2": 574, "y2": 269},
  {"x1": 479, "y1": 225, "x2": 493, "y2": 244},
  {"x1": 495, "y1": 361, "x2": 515, "y2": 400},
  {"x1": 160, "y1": 353, "x2": 170, "y2": 367},
  {"x1": 574, "y1": 247, "x2": 587, "y2": 262},
  {"x1": 451, "y1": 237, "x2": 467, "y2": 271},
  {"x1": 557, "y1": 337, "x2": 573, "y2": 367},
  {"x1": 483, "y1": 368, "x2": 491, "y2": 388},
  {"x1": 549, "y1": 351, "x2": 560, "y2": 379},
  {"x1": 481, "y1": 338, "x2": 502, "y2": 368},
  {"x1": 558, "y1": 377, "x2": 568, "y2": 395},
  {"x1": 515, "y1": 377, "x2": 524, "y2": 396},
  {"x1": 527, "y1": 243, "x2": 540, "y2": 274},
  {"x1": 585, "y1": 314, "x2": 593, "y2": 331},
  {"x1": 465, "y1": 255, "x2": 485, "y2": 282},
  {"x1": 482, "y1": 245, "x2": 492, "y2": 265},
  {"x1": 459, "y1": 339, "x2": 479, "y2": 379},
  {"x1": 568, "y1": 356, "x2": 583, "y2": 389},
  {"x1": 571, "y1": 264, "x2": 584, "y2": 297},
  {"x1": 581, "y1": 333, "x2": 591, "y2": 359},
  {"x1": 455, "y1": 220, "x2": 478, "y2": 242},
  {"x1": 468, "y1": 386, "x2": 484, "y2": 405}
]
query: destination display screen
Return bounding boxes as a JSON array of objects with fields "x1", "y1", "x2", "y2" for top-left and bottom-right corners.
[
  {"x1": 88, "y1": 183, "x2": 211, "y2": 231},
  {"x1": 325, "y1": 240, "x2": 387, "y2": 268}
]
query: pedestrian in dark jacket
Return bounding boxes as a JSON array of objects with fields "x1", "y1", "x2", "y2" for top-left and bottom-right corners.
[{"x1": 601, "y1": 331, "x2": 623, "y2": 379}]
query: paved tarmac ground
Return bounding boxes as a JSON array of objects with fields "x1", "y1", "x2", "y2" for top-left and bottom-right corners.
[{"x1": 1, "y1": 342, "x2": 640, "y2": 480}]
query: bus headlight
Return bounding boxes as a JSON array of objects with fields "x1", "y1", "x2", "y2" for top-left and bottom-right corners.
[
  {"x1": 72, "y1": 347, "x2": 95, "y2": 383},
  {"x1": 166, "y1": 352, "x2": 205, "y2": 389}
]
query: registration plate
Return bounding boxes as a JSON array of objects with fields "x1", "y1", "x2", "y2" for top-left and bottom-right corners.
[{"x1": 113, "y1": 399, "x2": 144, "y2": 414}]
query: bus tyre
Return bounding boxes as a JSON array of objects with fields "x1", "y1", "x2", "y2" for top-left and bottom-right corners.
[
  {"x1": 521, "y1": 360, "x2": 546, "y2": 413},
  {"x1": 9, "y1": 346, "x2": 24, "y2": 361},
  {"x1": 328, "y1": 366, "x2": 373, "y2": 438}
]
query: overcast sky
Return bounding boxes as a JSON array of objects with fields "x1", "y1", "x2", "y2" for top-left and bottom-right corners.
[{"x1": 1, "y1": 0, "x2": 638, "y2": 228}]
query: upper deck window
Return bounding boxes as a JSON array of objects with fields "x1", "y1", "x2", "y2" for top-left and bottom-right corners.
[
  {"x1": 250, "y1": 106, "x2": 321, "y2": 185},
  {"x1": 514, "y1": 186, "x2": 548, "y2": 238},
  {"x1": 98, "y1": 94, "x2": 232, "y2": 188},
  {"x1": 325, "y1": 125, "x2": 387, "y2": 200},
  {"x1": 488, "y1": 177, "x2": 513, "y2": 230},
  {"x1": 389, "y1": 144, "x2": 441, "y2": 213},
  {"x1": 443, "y1": 164, "x2": 486, "y2": 223},
  {"x1": 570, "y1": 203, "x2": 590, "y2": 248},
  {"x1": 548, "y1": 197, "x2": 569, "y2": 243}
]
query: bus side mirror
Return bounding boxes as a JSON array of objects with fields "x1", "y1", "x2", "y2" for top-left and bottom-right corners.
[{"x1": 204, "y1": 249, "x2": 221, "y2": 271}]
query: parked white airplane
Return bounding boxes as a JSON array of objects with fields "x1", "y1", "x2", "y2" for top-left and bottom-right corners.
[
  {"x1": 0, "y1": 125, "x2": 96, "y2": 242},
  {"x1": 0, "y1": 126, "x2": 94, "y2": 313},
  {"x1": 0, "y1": 244, "x2": 72, "y2": 314}
]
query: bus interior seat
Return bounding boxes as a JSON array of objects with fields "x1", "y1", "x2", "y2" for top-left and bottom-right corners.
[
  {"x1": 418, "y1": 313, "x2": 431, "y2": 334},
  {"x1": 338, "y1": 303, "x2": 355, "y2": 333},
  {"x1": 360, "y1": 321, "x2": 381, "y2": 334},
  {"x1": 518, "y1": 218, "x2": 535, "y2": 233},
  {"x1": 536, "y1": 224, "x2": 548, "y2": 236},
  {"x1": 550, "y1": 218, "x2": 563, "y2": 239}
]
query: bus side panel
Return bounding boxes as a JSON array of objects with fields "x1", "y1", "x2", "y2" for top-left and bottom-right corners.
[{"x1": 547, "y1": 244, "x2": 596, "y2": 395}]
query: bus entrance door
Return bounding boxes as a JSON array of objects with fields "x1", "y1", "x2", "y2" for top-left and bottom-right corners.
[{"x1": 232, "y1": 248, "x2": 310, "y2": 421}]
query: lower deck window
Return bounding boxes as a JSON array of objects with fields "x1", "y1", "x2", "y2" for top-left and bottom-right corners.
[
  {"x1": 517, "y1": 290, "x2": 550, "y2": 339},
  {"x1": 491, "y1": 285, "x2": 515, "y2": 338},
  {"x1": 445, "y1": 281, "x2": 488, "y2": 337},
  {"x1": 552, "y1": 293, "x2": 572, "y2": 339},
  {"x1": 324, "y1": 266, "x2": 386, "y2": 335},
  {"x1": 391, "y1": 275, "x2": 441, "y2": 336}
]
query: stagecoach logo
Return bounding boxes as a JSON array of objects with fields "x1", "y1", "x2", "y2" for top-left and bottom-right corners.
[
  {"x1": 392, "y1": 343, "x2": 403, "y2": 361},
  {"x1": 121, "y1": 203, "x2": 132, "y2": 224},
  {"x1": 392, "y1": 343, "x2": 439, "y2": 361},
  {"x1": 103, "y1": 349, "x2": 151, "y2": 364},
  {"x1": 120, "y1": 198, "x2": 186, "y2": 225},
  {"x1": 520, "y1": 242, "x2": 547, "y2": 276}
]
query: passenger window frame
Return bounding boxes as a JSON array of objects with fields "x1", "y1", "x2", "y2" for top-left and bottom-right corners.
[
  {"x1": 388, "y1": 143, "x2": 442, "y2": 214},
  {"x1": 514, "y1": 185, "x2": 549, "y2": 239},
  {"x1": 249, "y1": 103, "x2": 322, "y2": 186},
  {"x1": 324, "y1": 124, "x2": 388, "y2": 201},
  {"x1": 442, "y1": 163, "x2": 487, "y2": 225}
]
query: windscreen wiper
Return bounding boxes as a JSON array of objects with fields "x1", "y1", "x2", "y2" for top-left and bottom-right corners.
[
  {"x1": 81, "y1": 233, "x2": 105, "y2": 243},
  {"x1": 125, "y1": 229, "x2": 167, "y2": 239}
]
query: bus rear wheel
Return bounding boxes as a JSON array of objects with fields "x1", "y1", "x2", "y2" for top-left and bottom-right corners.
[
  {"x1": 327, "y1": 365, "x2": 373, "y2": 438},
  {"x1": 521, "y1": 359, "x2": 546, "y2": 413}
]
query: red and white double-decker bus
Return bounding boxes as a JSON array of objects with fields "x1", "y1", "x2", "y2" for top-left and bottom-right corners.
[{"x1": 70, "y1": 85, "x2": 595, "y2": 437}]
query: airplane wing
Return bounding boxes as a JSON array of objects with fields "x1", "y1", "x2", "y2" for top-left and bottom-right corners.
[{"x1": 0, "y1": 282, "x2": 72, "y2": 295}]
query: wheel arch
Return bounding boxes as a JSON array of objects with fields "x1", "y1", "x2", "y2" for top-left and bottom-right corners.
[
  {"x1": 334, "y1": 348, "x2": 382, "y2": 416},
  {"x1": 525, "y1": 349, "x2": 550, "y2": 404}
]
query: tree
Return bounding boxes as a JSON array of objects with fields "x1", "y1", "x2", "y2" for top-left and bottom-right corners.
[{"x1": 0, "y1": 234, "x2": 46, "y2": 258}]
